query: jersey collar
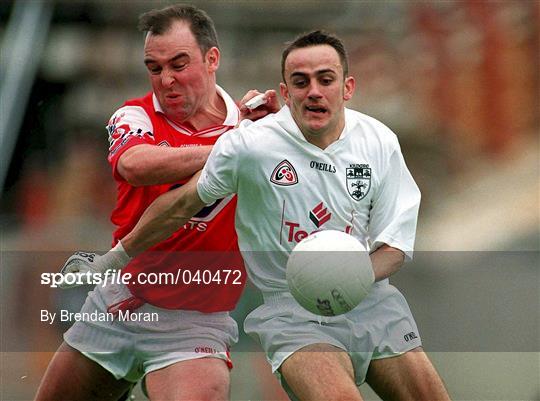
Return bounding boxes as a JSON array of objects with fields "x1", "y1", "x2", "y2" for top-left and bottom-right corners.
[
  {"x1": 216, "y1": 85, "x2": 240, "y2": 127},
  {"x1": 152, "y1": 85, "x2": 239, "y2": 127}
]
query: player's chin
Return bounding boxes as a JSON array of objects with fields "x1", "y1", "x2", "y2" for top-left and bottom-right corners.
[
  {"x1": 306, "y1": 119, "x2": 331, "y2": 134},
  {"x1": 165, "y1": 105, "x2": 191, "y2": 121}
]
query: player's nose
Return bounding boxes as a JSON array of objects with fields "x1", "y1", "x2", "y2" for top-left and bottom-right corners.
[
  {"x1": 161, "y1": 69, "x2": 175, "y2": 87},
  {"x1": 306, "y1": 82, "x2": 323, "y2": 99}
]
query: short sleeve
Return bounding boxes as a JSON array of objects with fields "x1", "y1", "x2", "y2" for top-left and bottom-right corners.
[
  {"x1": 106, "y1": 105, "x2": 155, "y2": 180},
  {"x1": 197, "y1": 129, "x2": 242, "y2": 204},
  {"x1": 369, "y1": 137, "x2": 421, "y2": 260}
]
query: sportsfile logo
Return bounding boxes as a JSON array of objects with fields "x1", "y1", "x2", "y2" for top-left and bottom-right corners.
[{"x1": 283, "y1": 202, "x2": 352, "y2": 243}]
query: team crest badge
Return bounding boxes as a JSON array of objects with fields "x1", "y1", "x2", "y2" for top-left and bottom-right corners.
[
  {"x1": 346, "y1": 164, "x2": 371, "y2": 201},
  {"x1": 270, "y1": 160, "x2": 298, "y2": 186}
]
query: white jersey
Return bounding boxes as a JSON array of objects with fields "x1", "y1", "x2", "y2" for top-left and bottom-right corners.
[{"x1": 198, "y1": 106, "x2": 420, "y2": 294}]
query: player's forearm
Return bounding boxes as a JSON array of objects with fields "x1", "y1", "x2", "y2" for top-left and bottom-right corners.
[
  {"x1": 118, "y1": 145, "x2": 212, "y2": 186},
  {"x1": 121, "y1": 172, "x2": 205, "y2": 256},
  {"x1": 369, "y1": 245, "x2": 405, "y2": 281}
]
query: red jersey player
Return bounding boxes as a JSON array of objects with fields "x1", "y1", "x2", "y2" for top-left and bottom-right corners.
[
  {"x1": 35, "y1": 5, "x2": 278, "y2": 401},
  {"x1": 107, "y1": 88, "x2": 243, "y2": 312}
]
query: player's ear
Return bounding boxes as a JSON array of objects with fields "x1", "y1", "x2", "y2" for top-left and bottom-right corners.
[
  {"x1": 206, "y1": 47, "x2": 220, "y2": 72},
  {"x1": 343, "y1": 76, "x2": 355, "y2": 101},
  {"x1": 279, "y1": 82, "x2": 290, "y2": 106}
]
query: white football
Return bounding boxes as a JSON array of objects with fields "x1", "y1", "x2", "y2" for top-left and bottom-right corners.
[{"x1": 286, "y1": 230, "x2": 374, "y2": 316}]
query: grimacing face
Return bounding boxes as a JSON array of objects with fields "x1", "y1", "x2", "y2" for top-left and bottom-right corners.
[
  {"x1": 280, "y1": 44, "x2": 355, "y2": 147},
  {"x1": 143, "y1": 20, "x2": 220, "y2": 125}
]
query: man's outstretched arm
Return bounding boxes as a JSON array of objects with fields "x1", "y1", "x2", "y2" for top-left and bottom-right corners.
[
  {"x1": 122, "y1": 171, "x2": 205, "y2": 256},
  {"x1": 58, "y1": 172, "x2": 205, "y2": 287}
]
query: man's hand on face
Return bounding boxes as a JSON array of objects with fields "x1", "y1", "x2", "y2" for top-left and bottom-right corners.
[{"x1": 239, "y1": 89, "x2": 280, "y2": 122}]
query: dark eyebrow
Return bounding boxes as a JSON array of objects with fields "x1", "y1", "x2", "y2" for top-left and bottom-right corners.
[
  {"x1": 289, "y1": 69, "x2": 337, "y2": 79},
  {"x1": 144, "y1": 52, "x2": 189, "y2": 66},
  {"x1": 316, "y1": 69, "x2": 337, "y2": 75},
  {"x1": 290, "y1": 72, "x2": 308, "y2": 79}
]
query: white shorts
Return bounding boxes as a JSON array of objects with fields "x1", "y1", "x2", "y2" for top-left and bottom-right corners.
[
  {"x1": 64, "y1": 282, "x2": 238, "y2": 383},
  {"x1": 244, "y1": 280, "x2": 421, "y2": 388}
]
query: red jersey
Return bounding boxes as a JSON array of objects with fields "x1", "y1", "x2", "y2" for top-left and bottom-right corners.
[{"x1": 106, "y1": 87, "x2": 245, "y2": 312}]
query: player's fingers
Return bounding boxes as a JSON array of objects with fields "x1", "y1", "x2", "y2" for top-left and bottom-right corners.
[
  {"x1": 239, "y1": 89, "x2": 262, "y2": 111},
  {"x1": 241, "y1": 109, "x2": 268, "y2": 121},
  {"x1": 263, "y1": 90, "x2": 280, "y2": 113}
]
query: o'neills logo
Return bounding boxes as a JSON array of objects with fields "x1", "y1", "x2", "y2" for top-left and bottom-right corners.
[
  {"x1": 195, "y1": 346, "x2": 218, "y2": 354},
  {"x1": 310, "y1": 160, "x2": 336, "y2": 173},
  {"x1": 270, "y1": 160, "x2": 298, "y2": 186}
]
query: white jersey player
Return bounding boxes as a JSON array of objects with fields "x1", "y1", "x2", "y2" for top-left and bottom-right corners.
[
  {"x1": 198, "y1": 106, "x2": 420, "y2": 294},
  {"x1": 59, "y1": 31, "x2": 451, "y2": 401}
]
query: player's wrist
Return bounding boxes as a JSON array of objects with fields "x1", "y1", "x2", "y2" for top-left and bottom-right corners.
[{"x1": 100, "y1": 241, "x2": 132, "y2": 272}]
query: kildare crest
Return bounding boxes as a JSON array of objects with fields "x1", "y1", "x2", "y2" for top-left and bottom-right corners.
[{"x1": 346, "y1": 165, "x2": 371, "y2": 201}]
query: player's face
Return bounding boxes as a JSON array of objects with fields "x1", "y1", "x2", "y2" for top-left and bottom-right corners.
[
  {"x1": 143, "y1": 21, "x2": 220, "y2": 125},
  {"x1": 280, "y1": 45, "x2": 355, "y2": 148}
]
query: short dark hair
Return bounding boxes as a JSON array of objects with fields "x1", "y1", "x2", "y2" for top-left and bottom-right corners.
[
  {"x1": 138, "y1": 4, "x2": 219, "y2": 55},
  {"x1": 281, "y1": 30, "x2": 349, "y2": 81}
]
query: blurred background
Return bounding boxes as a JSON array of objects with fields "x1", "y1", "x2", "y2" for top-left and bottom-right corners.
[{"x1": 1, "y1": 1, "x2": 538, "y2": 400}]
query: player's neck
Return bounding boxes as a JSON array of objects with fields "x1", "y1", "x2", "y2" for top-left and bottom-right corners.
[
  {"x1": 184, "y1": 90, "x2": 227, "y2": 132},
  {"x1": 304, "y1": 119, "x2": 345, "y2": 150}
]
